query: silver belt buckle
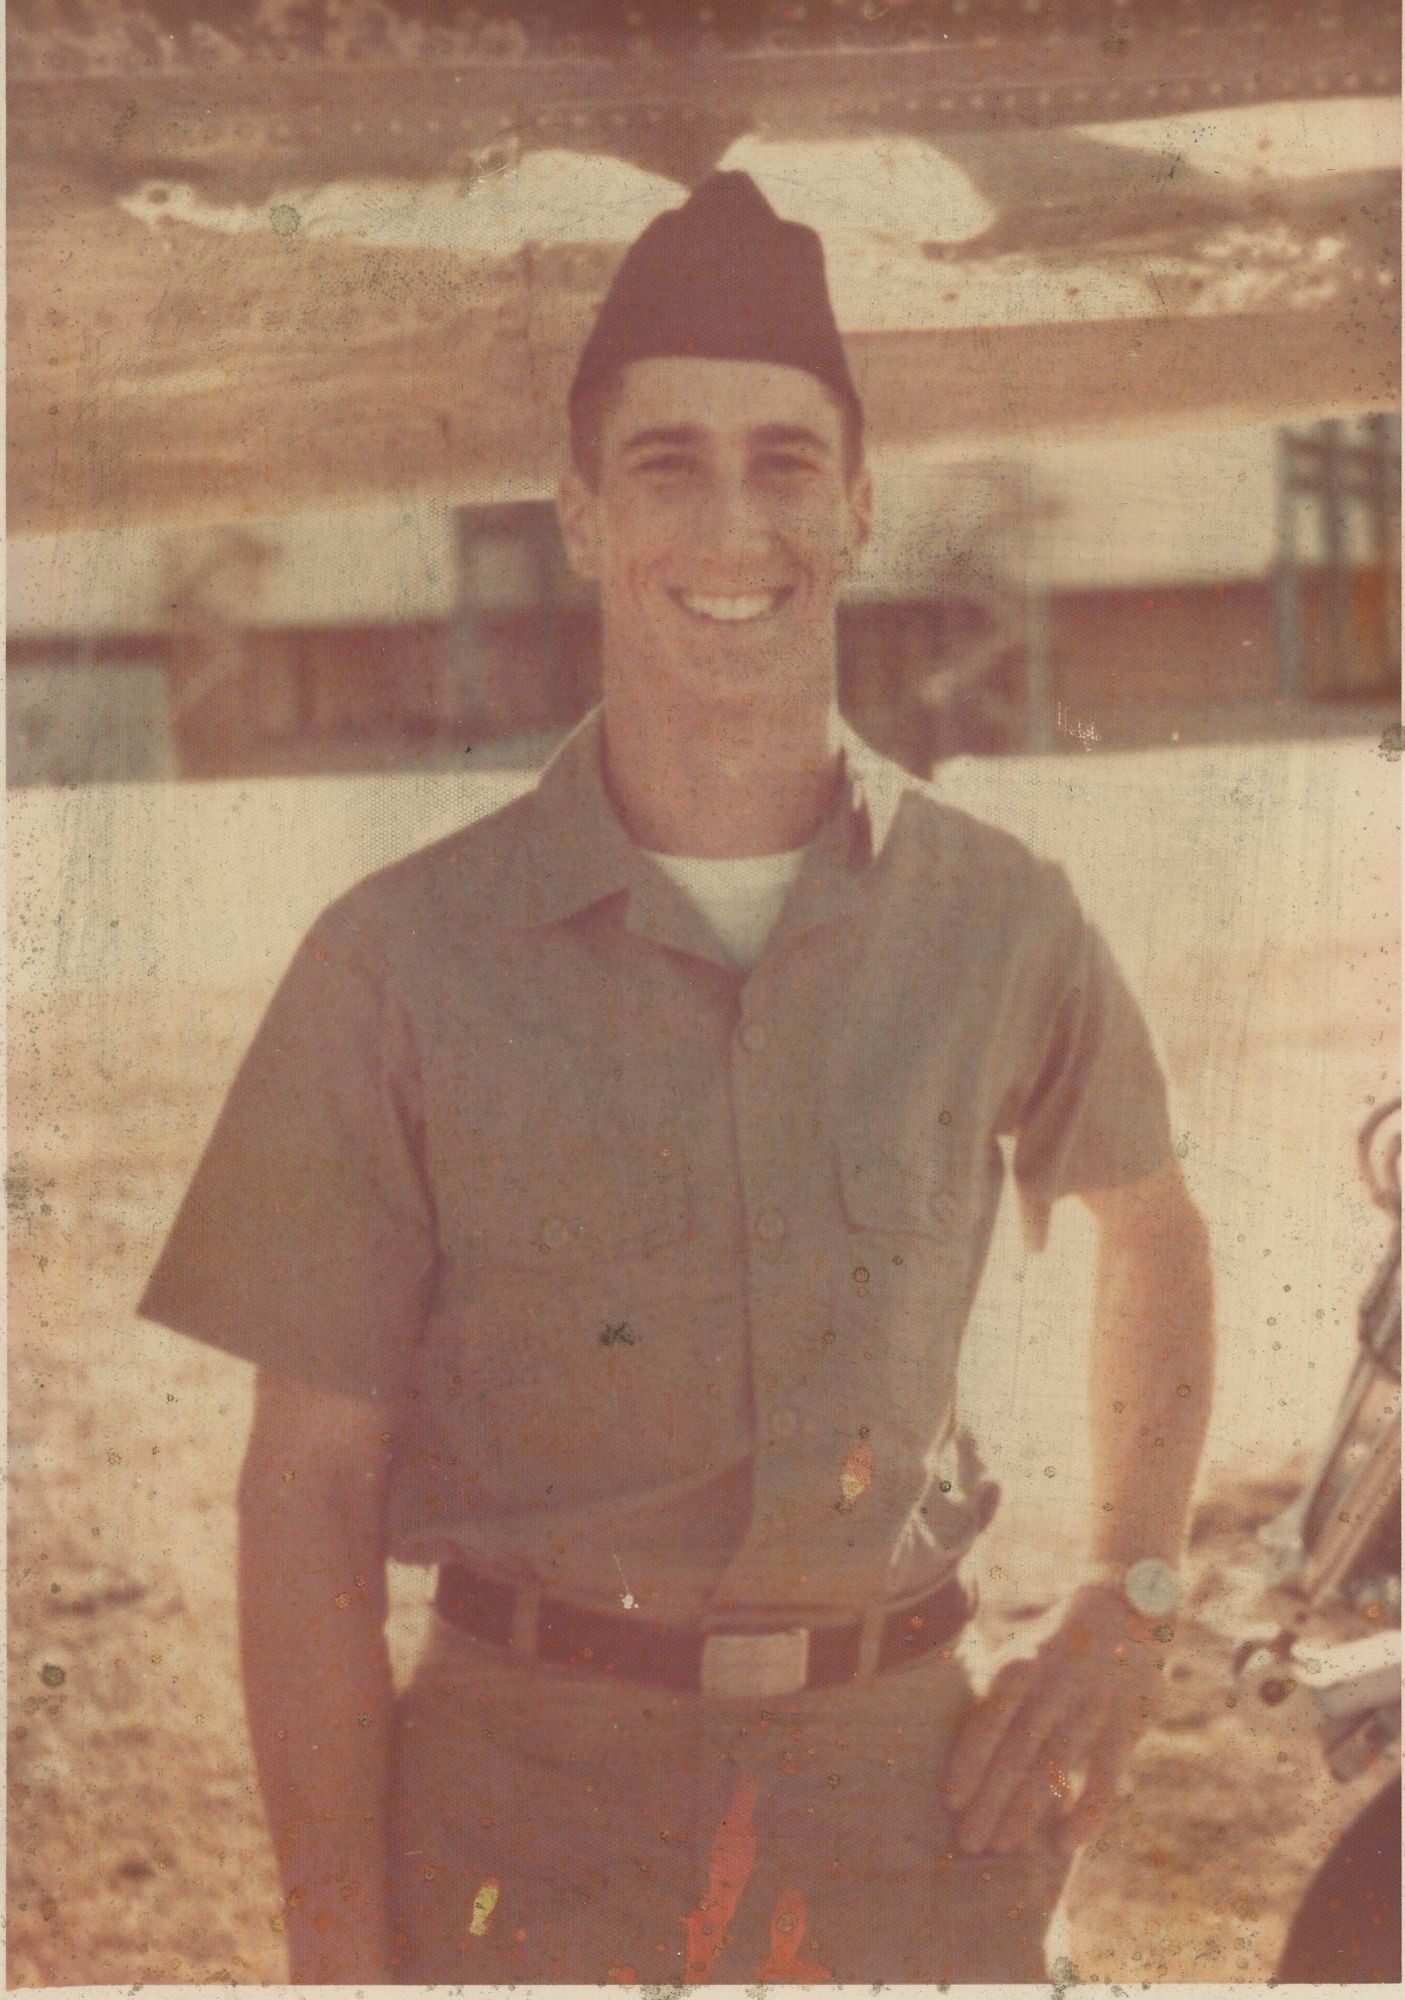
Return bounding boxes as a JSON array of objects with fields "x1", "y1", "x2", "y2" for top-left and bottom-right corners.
[{"x1": 700, "y1": 1627, "x2": 810, "y2": 1699}]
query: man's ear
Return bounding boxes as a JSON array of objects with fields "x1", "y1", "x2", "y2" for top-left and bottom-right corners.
[
  {"x1": 841, "y1": 463, "x2": 875, "y2": 576},
  {"x1": 557, "y1": 470, "x2": 602, "y2": 584}
]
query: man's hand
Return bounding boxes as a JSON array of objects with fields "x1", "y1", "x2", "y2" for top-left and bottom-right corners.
[
  {"x1": 941, "y1": 1161, "x2": 1214, "y2": 1860},
  {"x1": 941, "y1": 1584, "x2": 1164, "y2": 1858}
]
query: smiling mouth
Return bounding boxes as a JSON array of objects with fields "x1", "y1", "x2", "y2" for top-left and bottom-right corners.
[{"x1": 673, "y1": 589, "x2": 793, "y2": 624}]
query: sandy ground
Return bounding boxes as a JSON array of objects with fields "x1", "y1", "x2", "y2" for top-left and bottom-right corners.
[{"x1": 8, "y1": 737, "x2": 1400, "y2": 1985}]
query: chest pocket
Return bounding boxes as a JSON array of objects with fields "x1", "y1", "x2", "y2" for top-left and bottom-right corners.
[
  {"x1": 838, "y1": 1142, "x2": 959, "y2": 1238},
  {"x1": 466, "y1": 1151, "x2": 687, "y2": 1270}
]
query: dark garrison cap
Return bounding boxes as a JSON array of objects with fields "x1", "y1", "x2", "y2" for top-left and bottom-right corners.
[{"x1": 570, "y1": 170, "x2": 862, "y2": 433}]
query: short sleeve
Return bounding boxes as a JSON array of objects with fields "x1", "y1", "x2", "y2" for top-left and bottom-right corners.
[
  {"x1": 138, "y1": 894, "x2": 437, "y2": 1403},
  {"x1": 1008, "y1": 882, "x2": 1173, "y2": 1252}
]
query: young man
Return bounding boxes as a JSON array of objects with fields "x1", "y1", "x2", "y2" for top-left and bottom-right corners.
[{"x1": 141, "y1": 172, "x2": 1213, "y2": 1984}]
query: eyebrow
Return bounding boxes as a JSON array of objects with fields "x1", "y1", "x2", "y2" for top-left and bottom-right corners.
[
  {"x1": 618, "y1": 425, "x2": 709, "y2": 456},
  {"x1": 750, "y1": 424, "x2": 836, "y2": 457},
  {"x1": 617, "y1": 423, "x2": 836, "y2": 458}
]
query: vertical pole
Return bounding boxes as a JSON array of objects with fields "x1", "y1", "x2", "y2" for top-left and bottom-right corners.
[
  {"x1": 1366, "y1": 413, "x2": 1389, "y2": 571},
  {"x1": 1024, "y1": 578, "x2": 1054, "y2": 753},
  {"x1": 1364, "y1": 413, "x2": 1400, "y2": 690},
  {"x1": 1273, "y1": 427, "x2": 1302, "y2": 702},
  {"x1": 451, "y1": 506, "x2": 481, "y2": 736},
  {"x1": 1321, "y1": 419, "x2": 1349, "y2": 694},
  {"x1": 81, "y1": 634, "x2": 101, "y2": 784},
  {"x1": 1022, "y1": 466, "x2": 1055, "y2": 753}
]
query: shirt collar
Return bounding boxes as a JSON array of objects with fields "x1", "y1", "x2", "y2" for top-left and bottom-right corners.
[
  {"x1": 493, "y1": 704, "x2": 916, "y2": 957},
  {"x1": 829, "y1": 708, "x2": 911, "y2": 857}
]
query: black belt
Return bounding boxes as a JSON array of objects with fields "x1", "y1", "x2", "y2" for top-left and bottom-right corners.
[{"x1": 433, "y1": 1561, "x2": 974, "y2": 1695}]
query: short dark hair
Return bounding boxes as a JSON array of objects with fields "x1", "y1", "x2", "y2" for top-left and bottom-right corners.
[{"x1": 568, "y1": 366, "x2": 866, "y2": 493}]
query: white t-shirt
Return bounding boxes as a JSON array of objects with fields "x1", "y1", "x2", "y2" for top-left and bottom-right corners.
[{"x1": 646, "y1": 847, "x2": 807, "y2": 972}]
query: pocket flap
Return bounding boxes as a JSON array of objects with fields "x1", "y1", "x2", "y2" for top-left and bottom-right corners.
[
  {"x1": 469, "y1": 1160, "x2": 687, "y2": 1268},
  {"x1": 839, "y1": 1144, "x2": 955, "y2": 1237}
]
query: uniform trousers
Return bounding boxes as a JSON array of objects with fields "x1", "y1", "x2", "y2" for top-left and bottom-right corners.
[{"x1": 389, "y1": 1612, "x2": 1070, "y2": 1983}]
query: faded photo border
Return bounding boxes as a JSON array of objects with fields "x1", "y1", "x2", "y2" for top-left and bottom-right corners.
[{"x1": 7, "y1": 1, "x2": 1402, "y2": 1992}]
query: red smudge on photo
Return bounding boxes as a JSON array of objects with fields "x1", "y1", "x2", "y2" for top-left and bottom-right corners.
[
  {"x1": 683, "y1": 1771, "x2": 759, "y2": 1982},
  {"x1": 758, "y1": 1886, "x2": 833, "y2": 1982}
]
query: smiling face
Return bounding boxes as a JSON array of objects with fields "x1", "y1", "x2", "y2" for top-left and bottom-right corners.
[{"x1": 558, "y1": 357, "x2": 872, "y2": 719}]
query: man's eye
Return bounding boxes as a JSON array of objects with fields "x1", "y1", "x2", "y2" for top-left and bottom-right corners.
[
  {"x1": 755, "y1": 453, "x2": 820, "y2": 477},
  {"x1": 634, "y1": 454, "x2": 700, "y2": 477}
]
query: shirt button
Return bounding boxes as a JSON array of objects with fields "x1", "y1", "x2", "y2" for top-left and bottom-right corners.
[
  {"x1": 755, "y1": 1206, "x2": 787, "y2": 1244},
  {"x1": 771, "y1": 1406, "x2": 799, "y2": 1441},
  {"x1": 540, "y1": 1218, "x2": 571, "y2": 1251},
  {"x1": 740, "y1": 1022, "x2": 768, "y2": 1054}
]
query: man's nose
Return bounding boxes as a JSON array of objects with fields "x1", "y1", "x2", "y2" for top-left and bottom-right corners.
[{"x1": 697, "y1": 473, "x2": 775, "y2": 563}]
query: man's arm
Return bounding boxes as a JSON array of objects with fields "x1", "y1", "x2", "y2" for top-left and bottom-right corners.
[
  {"x1": 942, "y1": 1160, "x2": 1214, "y2": 1856},
  {"x1": 238, "y1": 1370, "x2": 396, "y2": 1982},
  {"x1": 1083, "y1": 1160, "x2": 1215, "y2": 1570}
]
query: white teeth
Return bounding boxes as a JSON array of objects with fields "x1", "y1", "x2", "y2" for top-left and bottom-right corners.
[{"x1": 679, "y1": 592, "x2": 780, "y2": 623}]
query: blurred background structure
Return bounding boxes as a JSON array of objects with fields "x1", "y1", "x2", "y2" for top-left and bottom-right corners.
[
  {"x1": 7, "y1": 0, "x2": 1401, "y2": 780},
  {"x1": 7, "y1": 1, "x2": 1401, "y2": 1987},
  {"x1": 9, "y1": 414, "x2": 1402, "y2": 784}
]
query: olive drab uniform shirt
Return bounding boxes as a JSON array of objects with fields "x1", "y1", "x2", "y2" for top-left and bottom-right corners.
[{"x1": 140, "y1": 710, "x2": 1173, "y2": 1618}]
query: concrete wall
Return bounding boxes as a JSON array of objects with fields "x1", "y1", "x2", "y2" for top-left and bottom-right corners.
[
  {"x1": 11, "y1": 735, "x2": 1391, "y2": 1005},
  {"x1": 9, "y1": 737, "x2": 1398, "y2": 1587}
]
